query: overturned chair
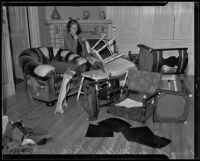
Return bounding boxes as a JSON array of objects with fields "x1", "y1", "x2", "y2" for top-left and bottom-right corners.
[
  {"x1": 18, "y1": 46, "x2": 88, "y2": 106},
  {"x1": 82, "y1": 68, "x2": 161, "y2": 123},
  {"x1": 136, "y1": 44, "x2": 188, "y2": 74},
  {"x1": 135, "y1": 44, "x2": 192, "y2": 123},
  {"x1": 107, "y1": 68, "x2": 162, "y2": 123}
]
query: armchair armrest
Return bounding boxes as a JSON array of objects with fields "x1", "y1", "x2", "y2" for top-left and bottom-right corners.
[
  {"x1": 76, "y1": 57, "x2": 87, "y2": 66},
  {"x1": 87, "y1": 56, "x2": 104, "y2": 69},
  {"x1": 87, "y1": 56, "x2": 100, "y2": 65},
  {"x1": 34, "y1": 64, "x2": 55, "y2": 77}
]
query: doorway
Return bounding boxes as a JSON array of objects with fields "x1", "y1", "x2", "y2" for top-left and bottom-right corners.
[{"x1": 6, "y1": 6, "x2": 30, "y2": 85}]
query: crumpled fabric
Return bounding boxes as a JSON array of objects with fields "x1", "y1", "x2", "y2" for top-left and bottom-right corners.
[{"x1": 2, "y1": 120, "x2": 52, "y2": 154}]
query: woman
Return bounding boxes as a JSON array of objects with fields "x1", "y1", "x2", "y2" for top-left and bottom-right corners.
[
  {"x1": 62, "y1": 19, "x2": 88, "y2": 108},
  {"x1": 64, "y1": 19, "x2": 104, "y2": 70},
  {"x1": 64, "y1": 19, "x2": 86, "y2": 58},
  {"x1": 62, "y1": 19, "x2": 104, "y2": 109}
]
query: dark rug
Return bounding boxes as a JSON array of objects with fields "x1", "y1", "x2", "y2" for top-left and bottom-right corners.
[
  {"x1": 121, "y1": 126, "x2": 171, "y2": 148},
  {"x1": 85, "y1": 124, "x2": 113, "y2": 137},
  {"x1": 97, "y1": 118, "x2": 132, "y2": 133},
  {"x1": 85, "y1": 118, "x2": 171, "y2": 148}
]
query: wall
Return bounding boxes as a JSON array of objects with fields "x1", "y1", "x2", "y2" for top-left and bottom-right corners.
[
  {"x1": 151, "y1": 2, "x2": 194, "y2": 76},
  {"x1": 38, "y1": 4, "x2": 194, "y2": 75},
  {"x1": 107, "y1": 3, "x2": 194, "y2": 75},
  {"x1": 45, "y1": 6, "x2": 106, "y2": 20},
  {"x1": 38, "y1": 6, "x2": 106, "y2": 46}
]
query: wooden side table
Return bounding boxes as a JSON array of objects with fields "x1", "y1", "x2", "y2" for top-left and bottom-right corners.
[{"x1": 77, "y1": 70, "x2": 109, "y2": 101}]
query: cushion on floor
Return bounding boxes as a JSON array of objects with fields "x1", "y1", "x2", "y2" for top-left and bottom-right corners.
[{"x1": 49, "y1": 60, "x2": 77, "y2": 74}]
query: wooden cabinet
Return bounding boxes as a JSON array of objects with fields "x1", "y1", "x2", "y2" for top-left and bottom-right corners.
[{"x1": 45, "y1": 19, "x2": 112, "y2": 48}]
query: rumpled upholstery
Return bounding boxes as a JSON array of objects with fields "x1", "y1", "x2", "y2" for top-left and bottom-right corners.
[
  {"x1": 18, "y1": 47, "x2": 89, "y2": 104},
  {"x1": 18, "y1": 47, "x2": 88, "y2": 79},
  {"x1": 2, "y1": 121, "x2": 51, "y2": 154}
]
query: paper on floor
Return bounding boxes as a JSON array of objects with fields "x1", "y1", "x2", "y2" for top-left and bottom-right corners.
[{"x1": 115, "y1": 98, "x2": 143, "y2": 108}]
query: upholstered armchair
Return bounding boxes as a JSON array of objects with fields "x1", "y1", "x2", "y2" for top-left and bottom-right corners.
[{"x1": 18, "y1": 46, "x2": 89, "y2": 106}]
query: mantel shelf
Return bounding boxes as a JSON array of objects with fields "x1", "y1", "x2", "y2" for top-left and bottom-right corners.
[{"x1": 46, "y1": 19, "x2": 112, "y2": 24}]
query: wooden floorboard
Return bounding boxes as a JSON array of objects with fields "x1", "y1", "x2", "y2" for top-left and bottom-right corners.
[{"x1": 2, "y1": 76, "x2": 194, "y2": 159}]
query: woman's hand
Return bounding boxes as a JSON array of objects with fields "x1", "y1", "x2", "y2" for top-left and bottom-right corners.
[{"x1": 73, "y1": 34, "x2": 78, "y2": 40}]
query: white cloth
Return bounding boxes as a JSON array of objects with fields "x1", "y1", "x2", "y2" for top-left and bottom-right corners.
[
  {"x1": 115, "y1": 98, "x2": 143, "y2": 108},
  {"x1": 34, "y1": 65, "x2": 55, "y2": 77},
  {"x1": 104, "y1": 58, "x2": 136, "y2": 76},
  {"x1": 82, "y1": 70, "x2": 109, "y2": 80}
]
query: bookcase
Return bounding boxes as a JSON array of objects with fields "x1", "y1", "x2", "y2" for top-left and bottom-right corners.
[{"x1": 45, "y1": 19, "x2": 112, "y2": 48}]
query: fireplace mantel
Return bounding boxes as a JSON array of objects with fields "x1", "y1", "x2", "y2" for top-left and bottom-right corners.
[{"x1": 45, "y1": 19, "x2": 112, "y2": 48}]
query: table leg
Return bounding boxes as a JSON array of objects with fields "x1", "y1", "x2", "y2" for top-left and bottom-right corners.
[
  {"x1": 174, "y1": 79, "x2": 178, "y2": 91},
  {"x1": 77, "y1": 76, "x2": 85, "y2": 100},
  {"x1": 95, "y1": 81, "x2": 99, "y2": 112}
]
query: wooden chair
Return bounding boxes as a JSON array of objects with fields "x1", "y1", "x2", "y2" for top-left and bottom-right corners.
[{"x1": 107, "y1": 68, "x2": 161, "y2": 123}]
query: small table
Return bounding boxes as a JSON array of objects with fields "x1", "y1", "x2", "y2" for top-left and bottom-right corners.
[
  {"x1": 77, "y1": 69, "x2": 110, "y2": 101},
  {"x1": 77, "y1": 57, "x2": 136, "y2": 101}
]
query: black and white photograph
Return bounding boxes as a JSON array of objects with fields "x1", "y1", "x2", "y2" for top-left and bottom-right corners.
[{"x1": 2, "y1": 1, "x2": 199, "y2": 160}]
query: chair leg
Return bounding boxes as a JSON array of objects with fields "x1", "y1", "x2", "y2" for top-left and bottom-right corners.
[
  {"x1": 23, "y1": 73, "x2": 27, "y2": 89},
  {"x1": 77, "y1": 76, "x2": 85, "y2": 100},
  {"x1": 47, "y1": 101, "x2": 55, "y2": 107}
]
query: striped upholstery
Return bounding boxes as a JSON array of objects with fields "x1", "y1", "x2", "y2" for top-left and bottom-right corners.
[
  {"x1": 18, "y1": 46, "x2": 89, "y2": 105},
  {"x1": 19, "y1": 47, "x2": 88, "y2": 79}
]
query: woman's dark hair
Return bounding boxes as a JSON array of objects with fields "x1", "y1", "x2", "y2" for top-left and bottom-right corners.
[{"x1": 67, "y1": 19, "x2": 82, "y2": 35}]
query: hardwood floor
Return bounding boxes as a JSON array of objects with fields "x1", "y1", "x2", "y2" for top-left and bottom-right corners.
[{"x1": 3, "y1": 76, "x2": 194, "y2": 159}]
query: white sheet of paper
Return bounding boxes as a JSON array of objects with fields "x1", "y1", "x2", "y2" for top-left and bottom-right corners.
[{"x1": 115, "y1": 98, "x2": 143, "y2": 108}]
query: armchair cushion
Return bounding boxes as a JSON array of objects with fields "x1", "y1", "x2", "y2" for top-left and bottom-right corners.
[
  {"x1": 68, "y1": 53, "x2": 79, "y2": 61},
  {"x1": 76, "y1": 57, "x2": 87, "y2": 66},
  {"x1": 49, "y1": 60, "x2": 77, "y2": 74},
  {"x1": 34, "y1": 64, "x2": 55, "y2": 77}
]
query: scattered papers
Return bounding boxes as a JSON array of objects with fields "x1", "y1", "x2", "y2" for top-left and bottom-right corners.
[{"x1": 115, "y1": 98, "x2": 143, "y2": 108}]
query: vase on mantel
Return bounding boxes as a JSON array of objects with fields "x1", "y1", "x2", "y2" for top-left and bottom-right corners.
[
  {"x1": 99, "y1": 11, "x2": 106, "y2": 20},
  {"x1": 82, "y1": 10, "x2": 90, "y2": 20},
  {"x1": 50, "y1": 7, "x2": 61, "y2": 20}
]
